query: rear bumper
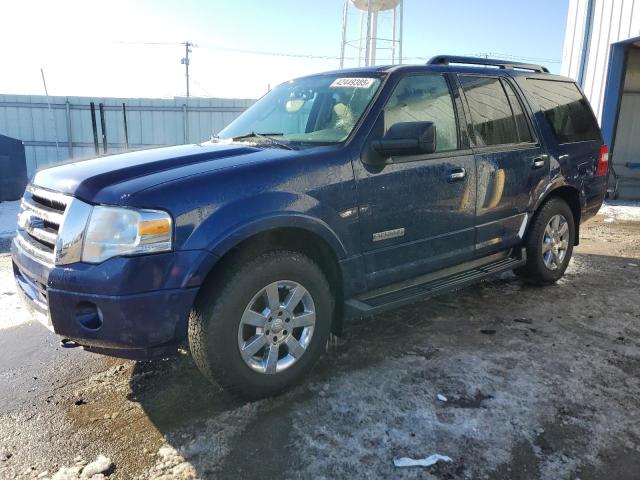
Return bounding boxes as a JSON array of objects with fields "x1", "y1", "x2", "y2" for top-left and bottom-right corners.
[{"x1": 11, "y1": 238, "x2": 216, "y2": 359}]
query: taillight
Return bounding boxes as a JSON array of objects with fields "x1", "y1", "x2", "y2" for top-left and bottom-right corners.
[{"x1": 596, "y1": 144, "x2": 609, "y2": 176}]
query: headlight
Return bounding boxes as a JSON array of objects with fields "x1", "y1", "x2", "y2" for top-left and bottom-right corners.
[{"x1": 81, "y1": 206, "x2": 172, "y2": 264}]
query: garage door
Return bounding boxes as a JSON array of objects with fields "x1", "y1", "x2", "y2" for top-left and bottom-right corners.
[{"x1": 613, "y1": 92, "x2": 640, "y2": 199}]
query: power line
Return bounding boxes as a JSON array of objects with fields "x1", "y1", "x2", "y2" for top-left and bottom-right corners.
[
  {"x1": 191, "y1": 76, "x2": 212, "y2": 97},
  {"x1": 469, "y1": 51, "x2": 561, "y2": 64},
  {"x1": 197, "y1": 43, "x2": 358, "y2": 60},
  {"x1": 117, "y1": 40, "x2": 561, "y2": 64},
  {"x1": 116, "y1": 40, "x2": 354, "y2": 60},
  {"x1": 117, "y1": 40, "x2": 183, "y2": 46}
]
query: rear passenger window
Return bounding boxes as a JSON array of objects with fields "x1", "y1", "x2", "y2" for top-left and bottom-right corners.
[
  {"x1": 460, "y1": 76, "x2": 532, "y2": 147},
  {"x1": 527, "y1": 79, "x2": 600, "y2": 144},
  {"x1": 503, "y1": 81, "x2": 534, "y2": 143}
]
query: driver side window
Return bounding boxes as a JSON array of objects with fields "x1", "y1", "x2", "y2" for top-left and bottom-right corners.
[{"x1": 384, "y1": 74, "x2": 458, "y2": 152}]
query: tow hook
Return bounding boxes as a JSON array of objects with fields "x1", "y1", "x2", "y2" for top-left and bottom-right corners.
[{"x1": 60, "y1": 338, "x2": 80, "y2": 349}]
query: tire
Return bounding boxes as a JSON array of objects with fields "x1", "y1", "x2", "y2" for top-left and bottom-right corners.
[
  {"x1": 188, "y1": 250, "x2": 333, "y2": 399},
  {"x1": 515, "y1": 197, "x2": 576, "y2": 285}
]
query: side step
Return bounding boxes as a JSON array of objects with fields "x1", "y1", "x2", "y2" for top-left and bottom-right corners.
[{"x1": 345, "y1": 248, "x2": 526, "y2": 317}]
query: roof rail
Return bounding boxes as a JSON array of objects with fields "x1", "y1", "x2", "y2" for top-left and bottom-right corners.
[{"x1": 427, "y1": 55, "x2": 549, "y2": 73}]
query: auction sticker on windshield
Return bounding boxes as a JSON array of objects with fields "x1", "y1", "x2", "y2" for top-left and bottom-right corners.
[{"x1": 330, "y1": 78, "x2": 376, "y2": 89}]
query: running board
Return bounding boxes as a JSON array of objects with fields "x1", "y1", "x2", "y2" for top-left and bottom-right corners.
[{"x1": 345, "y1": 248, "x2": 526, "y2": 317}]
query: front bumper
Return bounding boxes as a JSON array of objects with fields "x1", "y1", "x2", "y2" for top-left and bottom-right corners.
[{"x1": 12, "y1": 238, "x2": 217, "y2": 359}]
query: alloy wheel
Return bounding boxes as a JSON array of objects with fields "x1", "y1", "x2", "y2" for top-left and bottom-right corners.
[
  {"x1": 237, "y1": 280, "x2": 316, "y2": 374},
  {"x1": 542, "y1": 214, "x2": 570, "y2": 270}
]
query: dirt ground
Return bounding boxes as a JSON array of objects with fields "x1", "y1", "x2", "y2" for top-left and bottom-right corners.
[{"x1": 1, "y1": 213, "x2": 639, "y2": 479}]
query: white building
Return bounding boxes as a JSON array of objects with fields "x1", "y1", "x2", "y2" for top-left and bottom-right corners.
[{"x1": 562, "y1": 0, "x2": 640, "y2": 199}]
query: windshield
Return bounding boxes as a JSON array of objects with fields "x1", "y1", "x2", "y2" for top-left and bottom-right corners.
[{"x1": 218, "y1": 74, "x2": 382, "y2": 145}]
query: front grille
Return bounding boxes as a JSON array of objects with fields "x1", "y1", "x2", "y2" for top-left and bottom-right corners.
[
  {"x1": 16, "y1": 185, "x2": 71, "y2": 265},
  {"x1": 13, "y1": 262, "x2": 48, "y2": 310}
]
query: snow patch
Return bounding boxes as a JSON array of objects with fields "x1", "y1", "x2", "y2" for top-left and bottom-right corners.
[
  {"x1": 598, "y1": 201, "x2": 640, "y2": 222},
  {"x1": 0, "y1": 256, "x2": 33, "y2": 330},
  {"x1": 80, "y1": 455, "x2": 112, "y2": 478},
  {"x1": 51, "y1": 466, "x2": 83, "y2": 480},
  {"x1": 45, "y1": 455, "x2": 112, "y2": 480},
  {"x1": 140, "y1": 402, "x2": 258, "y2": 478},
  {"x1": 0, "y1": 200, "x2": 20, "y2": 238},
  {"x1": 394, "y1": 454, "x2": 453, "y2": 468},
  {"x1": 0, "y1": 200, "x2": 36, "y2": 330}
]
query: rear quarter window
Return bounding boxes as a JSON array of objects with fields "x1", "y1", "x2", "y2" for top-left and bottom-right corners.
[{"x1": 527, "y1": 79, "x2": 601, "y2": 144}]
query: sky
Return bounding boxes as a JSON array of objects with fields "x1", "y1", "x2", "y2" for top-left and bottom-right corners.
[{"x1": 0, "y1": 0, "x2": 570, "y2": 100}]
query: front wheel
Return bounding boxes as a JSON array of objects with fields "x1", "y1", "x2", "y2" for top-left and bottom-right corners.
[
  {"x1": 515, "y1": 197, "x2": 576, "y2": 285},
  {"x1": 188, "y1": 250, "x2": 333, "y2": 399}
]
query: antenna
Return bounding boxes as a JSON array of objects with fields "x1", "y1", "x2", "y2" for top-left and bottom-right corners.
[{"x1": 40, "y1": 68, "x2": 60, "y2": 161}]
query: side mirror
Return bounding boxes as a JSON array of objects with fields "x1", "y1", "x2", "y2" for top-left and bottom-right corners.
[{"x1": 372, "y1": 121, "x2": 436, "y2": 158}]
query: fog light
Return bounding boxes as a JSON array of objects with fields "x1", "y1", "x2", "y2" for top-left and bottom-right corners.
[{"x1": 76, "y1": 301, "x2": 102, "y2": 330}]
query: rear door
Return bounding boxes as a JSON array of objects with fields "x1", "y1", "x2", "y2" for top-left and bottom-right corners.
[
  {"x1": 458, "y1": 74, "x2": 548, "y2": 258},
  {"x1": 523, "y1": 79, "x2": 604, "y2": 210}
]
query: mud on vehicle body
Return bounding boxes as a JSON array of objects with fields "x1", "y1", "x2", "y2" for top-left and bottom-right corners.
[{"x1": 12, "y1": 55, "x2": 608, "y2": 398}]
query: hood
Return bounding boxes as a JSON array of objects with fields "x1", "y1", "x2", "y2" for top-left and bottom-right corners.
[{"x1": 31, "y1": 142, "x2": 268, "y2": 203}]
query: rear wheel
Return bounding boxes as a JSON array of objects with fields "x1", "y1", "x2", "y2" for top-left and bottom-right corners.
[
  {"x1": 515, "y1": 197, "x2": 576, "y2": 285},
  {"x1": 189, "y1": 250, "x2": 333, "y2": 399}
]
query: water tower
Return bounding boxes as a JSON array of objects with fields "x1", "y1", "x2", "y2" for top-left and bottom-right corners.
[{"x1": 339, "y1": 0, "x2": 403, "y2": 68}]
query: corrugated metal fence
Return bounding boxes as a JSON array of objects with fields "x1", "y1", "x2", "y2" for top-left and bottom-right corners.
[{"x1": 0, "y1": 94, "x2": 255, "y2": 176}]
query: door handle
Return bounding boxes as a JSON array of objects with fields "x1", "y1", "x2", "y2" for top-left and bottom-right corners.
[
  {"x1": 532, "y1": 156, "x2": 547, "y2": 169},
  {"x1": 447, "y1": 168, "x2": 466, "y2": 182}
]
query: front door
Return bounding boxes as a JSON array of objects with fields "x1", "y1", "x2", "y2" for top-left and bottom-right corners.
[
  {"x1": 458, "y1": 74, "x2": 548, "y2": 258},
  {"x1": 354, "y1": 73, "x2": 476, "y2": 290}
]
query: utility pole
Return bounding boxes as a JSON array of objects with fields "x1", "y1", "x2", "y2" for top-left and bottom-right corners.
[{"x1": 181, "y1": 41, "x2": 192, "y2": 97}]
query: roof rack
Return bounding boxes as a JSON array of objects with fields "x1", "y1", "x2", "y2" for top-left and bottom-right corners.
[{"x1": 427, "y1": 55, "x2": 549, "y2": 73}]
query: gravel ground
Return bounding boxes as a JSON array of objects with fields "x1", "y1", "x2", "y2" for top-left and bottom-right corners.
[{"x1": 0, "y1": 212, "x2": 639, "y2": 479}]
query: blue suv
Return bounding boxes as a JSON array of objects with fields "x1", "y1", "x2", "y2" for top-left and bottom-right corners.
[{"x1": 12, "y1": 56, "x2": 608, "y2": 398}]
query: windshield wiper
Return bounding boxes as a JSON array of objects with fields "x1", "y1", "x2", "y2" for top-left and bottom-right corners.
[{"x1": 231, "y1": 132, "x2": 296, "y2": 150}]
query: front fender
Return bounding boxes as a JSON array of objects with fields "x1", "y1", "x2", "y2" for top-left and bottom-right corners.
[{"x1": 179, "y1": 191, "x2": 349, "y2": 259}]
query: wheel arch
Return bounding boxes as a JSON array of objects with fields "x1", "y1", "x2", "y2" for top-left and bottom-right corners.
[
  {"x1": 200, "y1": 223, "x2": 346, "y2": 336},
  {"x1": 208, "y1": 214, "x2": 348, "y2": 260},
  {"x1": 531, "y1": 184, "x2": 583, "y2": 245}
]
